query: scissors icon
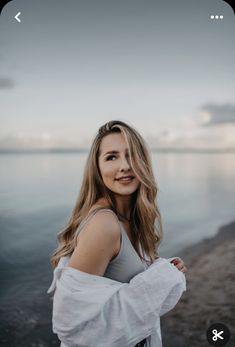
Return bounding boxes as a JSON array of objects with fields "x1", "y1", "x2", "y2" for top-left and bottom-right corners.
[{"x1": 212, "y1": 329, "x2": 224, "y2": 341}]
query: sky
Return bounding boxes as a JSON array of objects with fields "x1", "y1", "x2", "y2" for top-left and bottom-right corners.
[{"x1": 0, "y1": 0, "x2": 235, "y2": 150}]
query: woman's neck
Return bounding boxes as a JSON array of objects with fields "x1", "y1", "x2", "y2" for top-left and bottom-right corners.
[{"x1": 115, "y1": 195, "x2": 132, "y2": 221}]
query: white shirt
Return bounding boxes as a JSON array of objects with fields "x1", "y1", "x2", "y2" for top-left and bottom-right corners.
[{"x1": 47, "y1": 256, "x2": 186, "y2": 347}]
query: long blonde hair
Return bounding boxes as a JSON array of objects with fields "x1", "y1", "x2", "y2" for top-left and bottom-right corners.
[{"x1": 50, "y1": 120, "x2": 163, "y2": 268}]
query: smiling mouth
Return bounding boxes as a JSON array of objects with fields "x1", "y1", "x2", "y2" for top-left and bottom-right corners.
[{"x1": 115, "y1": 176, "x2": 135, "y2": 181}]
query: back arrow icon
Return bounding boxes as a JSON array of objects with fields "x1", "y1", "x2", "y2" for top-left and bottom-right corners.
[{"x1": 15, "y1": 12, "x2": 21, "y2": 22}]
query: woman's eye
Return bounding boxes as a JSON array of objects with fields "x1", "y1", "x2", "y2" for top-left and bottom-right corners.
[{"x1": 106, "y1": 155, "x2": 116, "y2": 161}]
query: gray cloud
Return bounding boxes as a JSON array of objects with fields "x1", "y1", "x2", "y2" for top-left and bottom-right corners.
[
  {"x1": 200, "y1": 103, "x2": 235, "y2": 126},
  {"x1": 0, "y1": 77, "x2": 15, "y2": 89}
]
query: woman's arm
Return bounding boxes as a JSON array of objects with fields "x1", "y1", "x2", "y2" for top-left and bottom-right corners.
[{"x1": 67, "y1": 210, "x2": 121, "y2": 276}]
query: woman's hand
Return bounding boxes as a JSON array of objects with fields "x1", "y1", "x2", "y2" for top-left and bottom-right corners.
[{"x1": 170, "y1": 258, "x2": 188, "y2": 273}]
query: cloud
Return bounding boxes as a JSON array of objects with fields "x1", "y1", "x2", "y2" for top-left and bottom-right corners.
[
  {"x1": 200, "y1": 103, "x2": 235, "y2": 126},
  {"x1": 146, "y1": 117, "x2": 235, "y2": 150},
  {"x1": 0, "y1": 77, "x2": 15, "y2": 89}
]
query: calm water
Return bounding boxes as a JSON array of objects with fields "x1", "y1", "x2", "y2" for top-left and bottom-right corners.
[
  {"x1": 0, "y1": 152, "x2": 235, "y2": 346},
  {"x1": 1, "y1": 152, "x2": 235, "y2": 252}
]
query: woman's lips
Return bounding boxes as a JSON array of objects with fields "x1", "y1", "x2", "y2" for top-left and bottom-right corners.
[{"x1": 116, "y1": 176, "x2": 134, "y2": 183}]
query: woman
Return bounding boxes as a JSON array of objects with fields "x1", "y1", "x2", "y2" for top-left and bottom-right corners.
[{"x1": 48, "y1": 120, "x2": 187, "y2": 347}]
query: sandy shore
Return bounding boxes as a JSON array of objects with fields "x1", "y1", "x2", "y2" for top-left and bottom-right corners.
[{"x1": 161, "y1": 221, "x2": 235, "y2": 347}]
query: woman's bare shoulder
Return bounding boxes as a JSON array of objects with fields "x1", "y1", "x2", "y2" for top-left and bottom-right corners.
[
  {"x1": 77, "y1": 198, "x2": 120, "y2": 241},
  {"x1": 68, "y1": 203, "x2": 121, "y2": 275},
  {"x1": 85, "y1": 207, "x2": 120, "y2": 233}
]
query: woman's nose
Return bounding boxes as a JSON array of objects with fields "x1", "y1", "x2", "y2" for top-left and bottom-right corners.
[{"x1": 119, "y1": 157, "x2": 131, "y2": 172}]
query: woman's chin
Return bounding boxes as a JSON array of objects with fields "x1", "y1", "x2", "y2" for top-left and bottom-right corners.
[
  {"x1": 112, "y1": 187, "x2": 138, "y2": 196},
  {"x1": 106, "y1": 180, "x2": 139, "y2": 196}
]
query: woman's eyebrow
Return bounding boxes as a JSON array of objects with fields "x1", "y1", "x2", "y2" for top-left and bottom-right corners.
[{"x1": 103, "y1": 149, "x2": 129, "y2": 157}]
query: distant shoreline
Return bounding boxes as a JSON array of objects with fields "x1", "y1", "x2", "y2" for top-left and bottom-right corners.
[{"x1": 1, "y1": 148, "x2": 235, "y2": 154}]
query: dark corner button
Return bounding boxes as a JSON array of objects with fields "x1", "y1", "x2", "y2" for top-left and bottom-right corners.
[
  {"x1": 0, "y1": 0, "x2": 13, "y2": 16},
  {"x1": 207, "y1": 323, "x2": 230, "y2": 346}
]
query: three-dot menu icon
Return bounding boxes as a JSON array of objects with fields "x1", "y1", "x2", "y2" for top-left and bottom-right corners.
[{"x1": 210, "y1": 15, "x2": 224, "y2": 19}]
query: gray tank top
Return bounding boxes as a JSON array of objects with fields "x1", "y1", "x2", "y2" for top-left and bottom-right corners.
[{"x1": 74, "y1": 208, "x2": 146, "y2": 283}]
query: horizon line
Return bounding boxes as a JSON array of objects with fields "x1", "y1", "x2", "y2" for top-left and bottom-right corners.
[{"x1": 0, "y1": 147, "x2": 235, "y2": 154}]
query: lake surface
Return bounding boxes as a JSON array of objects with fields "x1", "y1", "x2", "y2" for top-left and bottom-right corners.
[
  {"x1": 1, "y1": 151, "x2": 235, "y2": 252},
  {"x1": 0, "y1": 152, "x2": 235, "y2": 346}
]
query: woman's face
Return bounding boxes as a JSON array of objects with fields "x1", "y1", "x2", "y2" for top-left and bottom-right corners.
[{"x1": 98, "y1": 133, "x2": 140, "y2": 197}]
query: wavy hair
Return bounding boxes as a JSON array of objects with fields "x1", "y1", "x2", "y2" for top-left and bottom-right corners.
[{"x1": 50, "y1": 120, "x2": 163, "y2": 268}]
